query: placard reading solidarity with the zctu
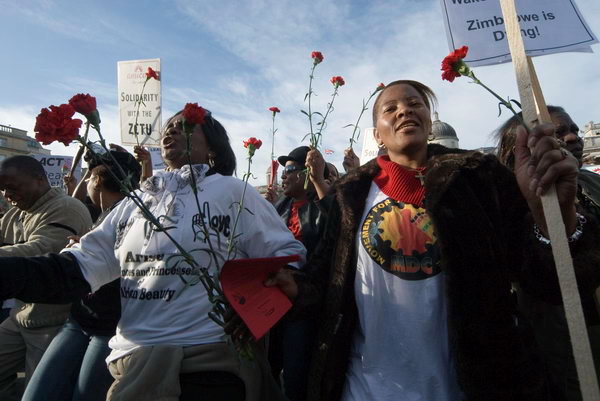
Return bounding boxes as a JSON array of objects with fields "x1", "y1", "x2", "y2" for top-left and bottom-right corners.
[
  {"x1": 440, "y1": 0, "x2": 598, "y2": 67},
  {"x1": 118, "y1": 58, "x2": 162, "y2": 146}
]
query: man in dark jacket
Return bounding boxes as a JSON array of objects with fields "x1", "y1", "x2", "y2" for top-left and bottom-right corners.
[{"x1": 269, "y1": 146, "x2": 331, "y2": 401}]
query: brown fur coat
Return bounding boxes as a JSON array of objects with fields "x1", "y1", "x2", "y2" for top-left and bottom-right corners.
[{"x1": 294, "y1": 144, "x2": 600, "y2": 401}]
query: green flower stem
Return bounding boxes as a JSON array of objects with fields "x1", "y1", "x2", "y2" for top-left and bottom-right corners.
[
  {"x1": 468, "y1": 71, "x2": 529, "y2": 133},
  {"x1": 304, "y1": 85, "x2": 340, "y2": 189},
  {"x1": 349, "y1": 90, "x2": 379, "y2": 149},
  {"x1": 184, "y1": 129, "x2": 224, "y2": 278},
  {"x1": 132, "y1": 78, "x2": 150, "y2": 147},
  {"x1": 270, "y1": 114, "x2": 276, "y2": 161},
  {"x1": 315, "y1": 86, "x2": 339, "y2": 146},
  {"x1": 307, "y1": 63, "x2": 317, "y2": 145},
  {"x1": 227, "y1": 155, "x2": 252, "y2": 260}
]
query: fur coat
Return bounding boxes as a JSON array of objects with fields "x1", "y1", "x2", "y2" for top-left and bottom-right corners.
[{"x1": 294, "y1": 144, "x2": 600, "y2": 401}]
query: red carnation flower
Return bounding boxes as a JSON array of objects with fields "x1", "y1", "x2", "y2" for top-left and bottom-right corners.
[
  {"x1": 441, "y1": 46, "x2": 469, "y2": 82},
  {"x1": 182, "y1": 103, "x2": 207, "y2": 126},
  {"x1": 243, "y1": 137, "x2": 262, "y2": 157},
  {"x1": 68, "y1": 93, "x2": 97, "y2": 117},
  {"x1": 146, "y1": 67, "x2": 159, "y2": 81},
  {"x1": 330, "y1": 76, "x2": 345, "y2": 88},
  {"x1": 34, "y1": 103, "x2": 82, "y2": 146},
  {"x1": 311, "y1": 51, "x2": 324, "y2": 65},
  {"x1": 377, "y1": 83, "x2": 385, "y2": 90},
  {"x1": 243, "y1": 137, "x2": 262, "y2": 149},
  {"x1": 268, "y1": 107, "x2": 280, "y2": 114}
]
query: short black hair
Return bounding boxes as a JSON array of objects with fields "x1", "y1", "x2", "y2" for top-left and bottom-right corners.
[
  {"x1": 88, "y1": 150, "x2": 141, "y2": 193},
  {"x1": 372, "y1": 80, "x2": 437, "y2": 126},
  {"x1": 164, "y1": 110, "x2": 236, "y2": 176},
  {"x1": 0, "y1": 155, "x2": 47, "y2": 180},
  {"x1": 495, "y1": 105, "x2": 566, "y2": 169}
]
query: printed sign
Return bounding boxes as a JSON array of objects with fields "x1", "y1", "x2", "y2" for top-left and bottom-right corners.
[
  {"x1": 440, "y1": 0, "x2": 598, "y2": 66},
  {"x1": 32, "y1": 155, "x2": 81, "y2": 188},
  {"x1": 360, "y1": 127, "x2": 380, "y2": 165},
  {"x1": 118, "y1": 58, "x2": 162, "y2": 146},
  {"x1": 147, "y1": 146, "x2": 166, "y2": 172}
]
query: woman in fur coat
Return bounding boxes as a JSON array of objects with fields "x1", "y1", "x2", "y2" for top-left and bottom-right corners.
[{"x1": 268, "y1": 80, "x2": 599, "y2": 401}]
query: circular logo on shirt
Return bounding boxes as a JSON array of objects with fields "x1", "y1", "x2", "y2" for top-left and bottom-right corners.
[{"x1": 360, "y1": 198, "x2": 441, "y2": 280}]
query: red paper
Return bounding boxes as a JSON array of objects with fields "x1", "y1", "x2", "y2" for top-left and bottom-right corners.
[
  {"x1": 269, "y1": 160, "x2": 279, "y2": 187},
  {"x1": 220, "y1": 254, "x2": 300, "y2": 340}
]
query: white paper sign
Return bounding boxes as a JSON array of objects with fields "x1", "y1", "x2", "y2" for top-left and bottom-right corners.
[
  {"x1": 440, "y1": 0, "x2": 598, "y2": 67},
  {"x1": 584, "y1": 165, "x2": 600, "y2": 175},
  {"x1": 360, "y1": 128, "x2": 380, "y2": 165},
  {"x1": 118, "y1": 59, "x2": 162, "y2": 146},
  {"x1": 32, "y1": 155, "x2": 81, "y2": 188},
  {"x1": 147, "y1": 146, "x2": 166, "y2": 171}
]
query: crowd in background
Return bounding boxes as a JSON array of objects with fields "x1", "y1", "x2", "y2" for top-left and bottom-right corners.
[{"x1": 0, "y1": 80, "x2": 599, "y2": 401}]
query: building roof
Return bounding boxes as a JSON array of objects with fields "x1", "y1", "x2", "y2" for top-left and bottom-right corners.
[{"x1": 430, "y1": 112, "x2": 457, "y2": 140}]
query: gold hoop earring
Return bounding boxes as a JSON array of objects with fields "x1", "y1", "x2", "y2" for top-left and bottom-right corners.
[
  {"x1": 378, "y1": 143, "x2": 386, "y2": 149},
  {"x1": 207, "y1": 152, "x2": 216, "y2": 168}
]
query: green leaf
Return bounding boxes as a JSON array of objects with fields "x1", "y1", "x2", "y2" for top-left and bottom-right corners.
[{"x1": 300, "y1": 110, "x2": 309, "y2": 117}]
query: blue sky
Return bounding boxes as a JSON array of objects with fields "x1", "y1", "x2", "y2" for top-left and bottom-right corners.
[{"x1": 1, "y1": 0, "x2": 599, "y2": 184}]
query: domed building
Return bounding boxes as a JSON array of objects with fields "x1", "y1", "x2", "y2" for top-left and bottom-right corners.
[{"x1": 428, "y1": 112, "x2": 459, "y2": 149}]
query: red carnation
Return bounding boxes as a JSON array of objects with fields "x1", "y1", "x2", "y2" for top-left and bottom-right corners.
[
  {"x1": 268, "y1": 107, "x2": 280, "y2": 114},
  {"x1": 330, "y1": 76, "x2": 345, "y2": 88},
  {"x1": 441, "y1": 46, "x2": 469, "y2": 82},
  {"x1": 377, "y1": 83, "x2": 385, "y2": 90},
  {"x1": 34, "y1": 103, "x2": 82, "y2": 146},
  {"x1": 182, "y1": 103, "x2": 207, "y2": 126},
  {"x1": 243, "y1": 137, "x2": 262, "y2": 157},
  {"x1": 311, "y1": 51, "x2": 324, "y2": 65},
  {"x1": 68, "y1": 93, "x2": 97, "y2": 116},
  {"x1": 146, "y1": 67, "x2": 159, "y2": 81}
]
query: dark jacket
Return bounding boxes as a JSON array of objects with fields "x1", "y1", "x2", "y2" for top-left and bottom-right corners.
[
  {"x1": 275, "y1": 193, "x2": 328, "y2": 260},
  {"x1": 295, "y1": 144, "x2": 600, "y2": 401}
]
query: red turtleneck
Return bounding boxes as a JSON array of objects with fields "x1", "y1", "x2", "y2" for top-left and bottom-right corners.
[{"x1": 373, "y1": 155, "x2": 426, "y2": 206}]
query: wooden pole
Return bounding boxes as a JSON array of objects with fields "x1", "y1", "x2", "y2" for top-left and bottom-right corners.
[{"x1": 499, "y1": 0, "x2": 600, "y2": 399}]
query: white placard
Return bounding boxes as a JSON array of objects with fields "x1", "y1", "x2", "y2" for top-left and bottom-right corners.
[
  {"x1": 584, "y1": 164, "x2": 600, "y2": 175},
  {"x1": 32, "y1": 155, "x2": 81, "y2": 188},
  {"x1": 118, "y1": 58, "x2": 162, "y2": 146},
  {"x1": 440, "y1": 0, "x2": 598, "y2": 67},
  {"x1": 359, "y1": 127, "x2": 380, "y2": 165},
  {"x1": 147, "y1": 146, "x2": 166, "y2": 171}
]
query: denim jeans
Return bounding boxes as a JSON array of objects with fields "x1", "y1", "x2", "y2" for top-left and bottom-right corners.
[{"x1": 22, "y1": 318, "x2": 113, "y2": 401}]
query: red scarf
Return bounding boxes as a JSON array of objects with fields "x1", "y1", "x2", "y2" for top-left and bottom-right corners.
[{"x1": 373, "y1": 155, "x2": 426, "y2": 206}]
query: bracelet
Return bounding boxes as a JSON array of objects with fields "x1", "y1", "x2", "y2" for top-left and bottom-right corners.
[{"x1": 533, "y1": 213, "x2": 587, "y2": 245}]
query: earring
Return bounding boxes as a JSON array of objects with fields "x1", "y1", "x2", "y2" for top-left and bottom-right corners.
[
  {"x1": 208, "y1": 152, "x2": 216, "y2": 168},
  {"x1": 378, "y1": 143, "x2": 386, "y2": 149}
]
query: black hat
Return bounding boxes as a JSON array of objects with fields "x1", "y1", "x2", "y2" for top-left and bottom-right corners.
[{"x1": 277, "y1": 146, "x2": 329, "y2": 179}]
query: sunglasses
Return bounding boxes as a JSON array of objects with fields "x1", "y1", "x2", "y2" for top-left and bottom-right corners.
[{"x1": 283, "y1": 165, "x2": 303, "y2": 175}]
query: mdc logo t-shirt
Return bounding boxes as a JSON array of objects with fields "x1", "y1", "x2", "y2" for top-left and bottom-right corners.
[{"x1": 342, "y1": 182, "x2": 461, "y2": 401}]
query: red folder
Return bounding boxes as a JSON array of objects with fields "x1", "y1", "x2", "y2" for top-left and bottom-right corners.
[{"x1": 220, "y1": 254, "x2": 300, "y2": 340}]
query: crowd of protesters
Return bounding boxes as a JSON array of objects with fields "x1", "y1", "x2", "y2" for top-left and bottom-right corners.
[{"x1": 0, "y1": 79, "x2": 599, "y2": 401}]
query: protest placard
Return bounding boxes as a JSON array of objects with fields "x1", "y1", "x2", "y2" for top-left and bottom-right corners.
[
  {"x1": 32, "y1": 155, "x2": 81, "y2": 188},
  {"x1": 118, "y1": 59, "x2": 162, "y2": 146},
  {"x1": 441, "y1": 0, "x2": 598, "y2": 66},
  {"x1": 359, "y1": 127, "x2": 379, "y2": 165},
  {"x1": 147, "y1": 146, "x2": 166, "y2": 171}
]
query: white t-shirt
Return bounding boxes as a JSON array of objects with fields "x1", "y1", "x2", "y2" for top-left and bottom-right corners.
[
  {"x1": 66, "y1": 165, "x2": 306, "y2": 362},
  {"x1": 342, "y1": 182, "x2": 462, "y2": 401}
]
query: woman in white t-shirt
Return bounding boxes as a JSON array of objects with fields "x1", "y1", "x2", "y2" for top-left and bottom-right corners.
[
  {"x1": 267, "y1": 80, "x2": 590, "y2": 401},
  {"x1": 0, "y1": 107, "x2": 305, "y2": 401}
]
